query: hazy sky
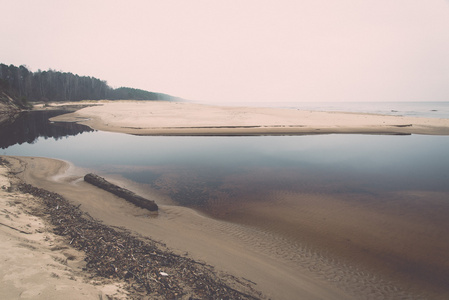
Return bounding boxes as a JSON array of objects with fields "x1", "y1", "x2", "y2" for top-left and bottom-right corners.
[{"x1": 2, "y1": 0, "x2": 449, "y2": 103}]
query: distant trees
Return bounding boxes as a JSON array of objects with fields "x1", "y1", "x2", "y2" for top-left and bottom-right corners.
[
  {"x1": 108, "y1": 87, "x2": 174, "y2": 101},
  {"x1": 0, "y1": 63, "x2": 178, "y2": 105}
]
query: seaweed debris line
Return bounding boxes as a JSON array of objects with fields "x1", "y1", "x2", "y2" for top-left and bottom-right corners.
[
  {"x1": 15, "y1": 183, "x2": 262, "y2": 299},
  {"x1": 84, "y1": 173, "x2": 158, "y2": 212}
]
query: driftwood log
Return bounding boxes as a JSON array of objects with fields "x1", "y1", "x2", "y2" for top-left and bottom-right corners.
[{"x1": 84, "y1": 173, "x2": 158, "y2": 211}]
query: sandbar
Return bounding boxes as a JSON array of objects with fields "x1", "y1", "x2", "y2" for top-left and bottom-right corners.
[{"x1": 50, "y1": 100, "x2": 449, "y2": 136}]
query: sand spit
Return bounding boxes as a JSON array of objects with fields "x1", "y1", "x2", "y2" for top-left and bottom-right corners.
[{"x1": 50, "y1": 101, "x2": 449, "y2": 136}]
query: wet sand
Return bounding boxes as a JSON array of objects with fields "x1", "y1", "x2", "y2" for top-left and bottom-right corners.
[
  {"x1": 3, "y1": 156, "x2": 352, "y2": 300},
  {"x1": 217, "y1": 190, "x2": 449, "y2": 298},
  {"x1": 153, "y1": 165, "x2": 449, "y2": 299}
]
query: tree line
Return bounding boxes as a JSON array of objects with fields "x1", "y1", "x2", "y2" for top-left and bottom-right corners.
[{"x1": 0, "y1": 63, "x2": 178, "y2": 107}]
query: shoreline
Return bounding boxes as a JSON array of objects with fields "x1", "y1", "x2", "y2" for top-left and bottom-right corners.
[
  {"x1": 0, "y1": 157, "x2": 129, "y2": 299},
  {"x1": 4, "y1": 155, "x2": 447, "y2": 299},
  {"x1": 49, "y1": 101, "x2": 449, "y2": 136},
  {"x1": 3, "y1": 101, "x2": 449, "y2": 299},
  {"x1": 1, "y1": 156, "x2": 352, "y2": 300}
]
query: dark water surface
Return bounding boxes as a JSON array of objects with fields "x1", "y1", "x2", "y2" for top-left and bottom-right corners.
[
  {"x1": 3, "y1": 111, "x2": 449, "y2": 298},
  {"x1": 3, "y1": 111, "x2": 449, "y2": 214},
  {"x1": 0, "y1": 110, "x2": 94, "y2": 149},
  {"x1": 4, "y1": 125, "x2": 449, "y2": 201},
  {"x1": 3, "y1": 113, "x2": 449, "y2": 207}
]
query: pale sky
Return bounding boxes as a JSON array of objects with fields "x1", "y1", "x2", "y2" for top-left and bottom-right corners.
[{"x1": 2, "y1": 0, "x2": 449, "y2": 103}]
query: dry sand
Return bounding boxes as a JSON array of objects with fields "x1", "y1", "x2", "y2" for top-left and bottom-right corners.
[
  {"x1": 50, "y1": 100, "x2": 449, "y2": 136},
  {"x1": 0, "y1": 160, "x2": 128, "y2": 299}
]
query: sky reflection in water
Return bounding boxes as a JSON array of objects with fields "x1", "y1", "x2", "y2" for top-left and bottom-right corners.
[{"x1": 4, "y1": 130, "x2": 449, "y2": 208}]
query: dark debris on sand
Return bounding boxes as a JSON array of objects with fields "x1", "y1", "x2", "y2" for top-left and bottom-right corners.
[{"x1": 16, "y1": 182, "x2": 263, "y2": 300}]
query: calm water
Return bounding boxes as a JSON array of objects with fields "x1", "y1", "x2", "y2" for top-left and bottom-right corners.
[
  {"x1": 0, "y1": 110, "x2": 94, "y2": 149},
  {"x1": 3, "y1": 113, "x2": 449, "y2": 209},
  {"x1": 3, "y1": 110, "x2": 449, "y2": 298}
]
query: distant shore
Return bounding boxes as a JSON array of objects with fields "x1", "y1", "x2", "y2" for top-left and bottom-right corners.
[{"x1": 49, "y1": 100, "x2": 449, "y2": 136}]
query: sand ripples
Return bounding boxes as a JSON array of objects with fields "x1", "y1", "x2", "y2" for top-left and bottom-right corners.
[
  {"x1": 203, "y1": 212, "x2": 427, "y2": 300},
  {"x1": 151, "y1": 168, "x2": 449, "y2": 299},
  {"x1": 180, "y1": 184, "x2": 449, "y2": 300}
]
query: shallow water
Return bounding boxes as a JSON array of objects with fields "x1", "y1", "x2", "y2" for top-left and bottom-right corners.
[{"x1": 3, "y1": 111, "x2": 449, "y2": 298}]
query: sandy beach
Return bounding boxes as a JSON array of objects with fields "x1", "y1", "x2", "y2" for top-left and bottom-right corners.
[
  {"x1": 0, "y1": 158, "x2": 129, "y2": 299},
  {"x1": 50, "y1": 101, "x2": 449, "y2": 136},
  {"x1": 1, "y1": 156, "x2": 353, "y2": 300},
  {"x1": 2, "y1": 101, "x2": 449, "y2": 299}
]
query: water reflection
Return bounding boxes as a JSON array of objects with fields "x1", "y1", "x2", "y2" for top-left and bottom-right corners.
[
  {"x1": 4, "y1": 130, "x2": 448, "y2": 210},
  {"x1": 0, "y1": 110, "x2": 94, "y2": 149},
  {"x1": 3, "y1": 119, "x2": 449, "y2": 297}
]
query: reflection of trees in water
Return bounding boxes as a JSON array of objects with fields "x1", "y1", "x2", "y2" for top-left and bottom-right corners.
[{"x1": 0, "y1": 110, "x2": 94, "y2": 149}]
